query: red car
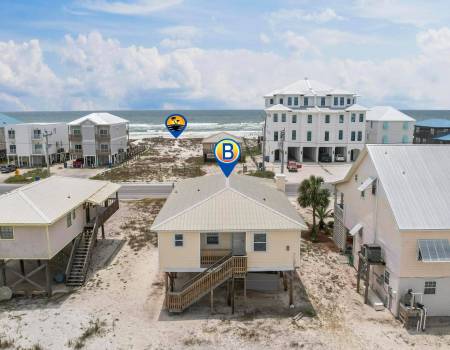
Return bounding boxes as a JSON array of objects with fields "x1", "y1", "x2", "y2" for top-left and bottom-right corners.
[{"x1": 72, "y1": 158, "x2": 84, "y2": 168}]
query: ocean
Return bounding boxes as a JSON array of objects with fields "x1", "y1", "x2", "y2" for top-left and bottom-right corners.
[{"x1": 6, "y1": 109, "x2": 450, "y2": 139}]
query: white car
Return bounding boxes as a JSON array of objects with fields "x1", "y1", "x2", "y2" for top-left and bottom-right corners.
[{"x1": 335, "y1": 154, "x2": 345, "y2": 162}]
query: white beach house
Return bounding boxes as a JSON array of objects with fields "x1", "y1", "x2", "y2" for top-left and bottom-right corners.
[
  {"x1": 263, "y1": 78, "x2": 367, "y2": 163},
  {"x1": 333, "y1": 144, "x2": 450, "y2": 317},
  {"x1": 201, "y1": 132, "x2": 242, "y2": 161},
  {"x1": 0, "y1": 176, "x2": 120, "y2": 296},
  {"x1": 366, "y1": 106, "x2": 415, "y2": 144},
  {"x1": 0, "y1": 113, "x2": 21, "y2": 161},
  {"x1": 151, "y1": 174, "x2": 306, "y2": 313},
  {"x1": 68, "y1": 113, "x2": 129, "y2": 167},
  {"x1": 5, "y1": 122, "x2": 69, "y2": 167}
]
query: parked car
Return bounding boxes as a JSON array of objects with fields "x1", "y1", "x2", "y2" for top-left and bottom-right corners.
[
  {"x1": 318, "y1": 153, "x2": 332, "y2": 162},
  {"x1": 335, "y1": 154, "x2": 346, "y2": 162},
  {"x1": 287, "y1": 161, "x2": 301, "y2": 172},
  {"x1": 72, "y1": 158, "x2": 84, "y2": 168},
  {"x1": 0, "y1": 164, "x2": 17, "y2": 173}
]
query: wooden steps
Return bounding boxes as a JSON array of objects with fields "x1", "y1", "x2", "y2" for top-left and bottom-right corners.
[{"x1": 66, "y1": 228, "x2": 95, "y2": 287}]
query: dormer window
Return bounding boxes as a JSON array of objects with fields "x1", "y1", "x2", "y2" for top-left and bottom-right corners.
[
  {"x1": 279, "y1": 98, "x2": 284, "y2": 104},
  {"x1": 294, "y1": 97, "x2": 299, "y2": 105},
  {"x1": 321, "y1": 97, "x2": 325, "y2": 106},
  {"x1": 269, "y1": 98, "x2": 274, "y2": 105},
  {"x1": 287, "y1": 97, "x2": 292, "y2": 106},
  {"x1": 304, "y1": 97, "x2": 309, "y2": 106}
]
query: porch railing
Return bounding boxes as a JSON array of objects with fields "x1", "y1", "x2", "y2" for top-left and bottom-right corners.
[{"x1": 200, "y1": 249, "x2": 231, "y2": 266}]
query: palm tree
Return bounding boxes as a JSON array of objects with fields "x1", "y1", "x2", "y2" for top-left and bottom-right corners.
[
  {"x1": 314, "y1": 206, "x2": 334, "y2": 233},
  {"x1": 298, "y1": 175, "x2": 330, "y2": 241}
]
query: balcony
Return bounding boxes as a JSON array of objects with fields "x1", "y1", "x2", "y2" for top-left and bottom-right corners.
[
  {"x1": 70, "y1": 149, "x2": 83, "y2": 158},
  {"x1": 32, "y1": 148, "x2": 43, "y2": 155},
  {"x1": 95, "y1": 134, "x2": 110, "y2": 142},
  {"x1": 69, "y1": 134, "x2": 82, "y2": 142},
  {"x1": 32, "y1": 133, "x2": 42, "y2": 140},
  {"x1": 96, "y1": 148, "x2": 110, "y2": 155}
]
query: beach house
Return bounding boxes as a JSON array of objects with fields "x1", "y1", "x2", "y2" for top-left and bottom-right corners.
[
  {"x1": 366, "y1": 106, "x2": 415, "y2": 144},
  {"x1": 0, "y1": 176, "x2": 120, "y2": 296},
  {"x1": 332, "y1": 144, "x2": 450, "y2": 318},
  {"x1": 201, "y1": 132, "x2": 242, "y2": 161},
  {"x1": 414, "y1": 119, "x2": 450, "y2": 144},
  {"x1": 0, "y1": 113, "x2": 20, "y2": 161},
  {"x1": 5, "y1": 122, "x2": 69, "y2": 167},
  {"x1": 151, "y1": 174, "x2": 306, "y2": 313},
  {"x1": 263, "y1": 78, "x2": 367, "y2": 163},
  {"x1": 68, "y1": 113, "x2": 129, "y2": 167}
]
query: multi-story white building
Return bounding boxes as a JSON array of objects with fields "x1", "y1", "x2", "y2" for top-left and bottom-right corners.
[
  {"x1": 0, "y1": 113, "x2": 20, "y2": 161},
  {"x1": 366, "y1": 106, "x2": 415, "y2": 144},
  {"x1": 68, "y1": 113, "x2": 129, "y2": 167},
  {"x1": 6, "y1": 122, "x2": 69, "y2": 167},
  {"x1": 263, "y1": 78, "x2": 367, "y2": 163}
]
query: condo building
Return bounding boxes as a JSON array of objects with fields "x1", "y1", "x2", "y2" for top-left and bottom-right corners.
[
  {"x1": 263, "y1": 78, "x2": 367, "y2": 163},
  {"x1": 366, "y1": 106, "x2": 415, "y2": 144}
]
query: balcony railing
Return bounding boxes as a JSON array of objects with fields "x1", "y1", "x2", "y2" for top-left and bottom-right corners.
[
  {"x1": 95, "y1": 134, "x2": 110, "y2": 142},
  {"x1": 96, "y1": 148, "x2": 110, "y2": 155},
  {"x1": 69, "y1": 134, "x2": 82, "y2": 142},
  {"x1": 33, "y1": 148, "x2": 43, "y2": 154},
  {"x1": 200, "y1": 249, "x2": 232, "y2": 266},
  {"x1": 32, "y1": 133, "x2": 42, "y2": 140}
]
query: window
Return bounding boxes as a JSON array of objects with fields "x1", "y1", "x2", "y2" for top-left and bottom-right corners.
[
  {"x1": 269, "y1": 98, "x2": 274, "y2": 105},
  {"x1": 339, "y1": 115, "x2": 344, "y2": 123},
  {"x1": 206, "y1": 233, "x2": 219, "y2": 245},
  {"x1": 340, "y1": 97, "x2": 344, "y2": 106},
  {"x1": 351, "y1": 113, "x2": 356, "y2": 122},
  {"x1": 321, "y1": 97, "x2": 326, "y2": 106},
  {"x1": 254, "y1": 233, "x2": 267, "y2": 251},
  {"x1": 66, "y1": 213, "x2": 72, "y2": 228},
  {"x1": 372, "y1": 180, "x2": 377, "y2": 195},
  {"x1": 0, "y1": 226, "x2": 13, "y2": 240},
  {"x1": 100, "y1": 144, "x2": 109, "y2": 152},
  {"x1": 359, "y1": 113, "x2": 364, "y2": 122},
  {"x1": 325, "y1": 115, "x2": 330, "y2": 123},
  {"x1": 294, "y1": 97, "x2": 298, "y2": 105},
  {"x1": 324, "y1": 131, "x2": 329, "y2": 141},
  {"x1": 292, "y1": 115, "x2": 297, "y2": 123},
  {"x1": 357, "y1": 131, "x2": 363, "y2": 141},
  {"x1": 281, "y1": 113, "x2": 286, "y2": 122},
  {"x1": 361, "y1": 190, "x2": 365, "y2": 198},
  {"x1": 287, "y1": 97, "x2": 292, "y2": 106},
  {"x1": 174, "y1": 234, "x2": 183, "y2": 247},
  {"x1": 8, "y1": 129, "x2": 15, "y2": 139},
  {"x1": 383, "y1": 121, "x2": 389, "y2": 130},
  {"x1": 347, "y1": 98, "x2": 351, "y2": 105},
  {"x1": 304, "y1": 97, "x2": 309, "y2": 106},
  {"x1": 307, "y1": 131, "x2": 312, "y2": 141},
  {"x1": 354, "y1": 174, "x2": 358, "y2": 182},
  {"x1": 403, "y1": 122, "x2": 409, "y2": 130},
  {"x1": 334, "y1": 97, "x2": 338, "y2": 105},
  {"x1": 382, "y1": 135, "x2": 388, "y2": 144},
  {"x1": 279, "y1": 98, "x2": 284, "y2": 104},
  {"x1": 338, "y1": 130, "x2": 343, "y2": 140},
  {"x1": 402, "y1": 135, "x2": 409, "y2": 143},
  {"x1": 384, "y1": 271, "x2": 390, "y2": 285},
  {"x1": 75, "y1": 144, "x2": 82, "y2": 151},
  {"x1": 273, "y1": 113, "x2": 278, "y2": 122},
  {"x1": 73, "y1": 128, "x2": 81, "y2": 135},
  {"x1": 33, "y1": 129, "x2": 41, "y2": 139},
  {"x1": 370, "y1": 121, "x2": 373, "y2": 128},
  {"x1": 292, "y1": 130, "x2": 296, "y2": 140},
  {"x1": 9, "y1": 144, "x2": 16, "y2": 154},
  {"x1": 351, "y1": 131, "x2": 356, "y2": 141},
  {"x1": 99, "y1": 129, "x2": 109, "y2": 136},
  {"x1": 72, "y1": 209, "x2": 76, "y2": 220},
  {"x1": 274, "y1": 131, "x2": 279, "y2": 141},
  {"x1": 307, "y1": 115, "x2": 313, "y2": 123},
  {"x1": 424, "y1": 281, "x2": 436, "y2": 295}
]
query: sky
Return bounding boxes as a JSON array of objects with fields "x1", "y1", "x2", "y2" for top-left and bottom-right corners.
[{"x1": 1, "y1": 0, "x2": 450, "y2": 111}]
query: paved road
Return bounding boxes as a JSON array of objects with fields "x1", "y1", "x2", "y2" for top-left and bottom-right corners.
[{"x1": 0, "y1": 182, "x2": 301, "y2": 199}]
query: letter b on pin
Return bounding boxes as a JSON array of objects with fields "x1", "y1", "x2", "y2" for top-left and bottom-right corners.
[{"x1": 214, "y1": 139, "x2": 241, "y2": 177}]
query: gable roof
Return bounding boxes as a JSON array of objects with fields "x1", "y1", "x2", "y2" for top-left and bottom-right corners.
[
  {"x1": 415, "y1": 118, "x2": 450, "y2": 128},
  {"x1": 202, "y1": 132, "x2": 242, "y2": 144},
  {"x1": 68, "y1": 112, "x2": 129, "y2": 126},
  {"x1": 0, "y1": 176, "x2": 120, "y2": 225},
  {"x1": 366, "y1": 106, "x2": 415, "y2": 122},
  {"x1": 264, "y1": 104, "x2": 292, "y2": 111},
  {"x1": 336, "y1": 145, "x2": 450, "y2": 230},
  {"x1": 264, "y1": 78, "x2": 355, "y2": 97},
  {"x1": 0, "y1": 113, "x2": 20, "y2": 125},
  {"x1": 434, "y1": 133, "x2": 450, "y2": 141},
  {"x1": 151, "y1": 174, "x2": 306, "y2": 232}
]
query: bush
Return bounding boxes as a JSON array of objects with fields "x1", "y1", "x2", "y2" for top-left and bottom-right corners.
[
  {"x1": 5, "y1": 168, "x2": 50, "y2": 184},
  {"x1": 247, "y1": 170, "x2": 275, "y2": 179}
]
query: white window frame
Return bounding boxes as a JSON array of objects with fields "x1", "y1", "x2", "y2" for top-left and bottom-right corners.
[
  {"x1": 206, "y1": 233, "x2": 219, "y2": 245},
  {"x1": 424, "y1": 281, "x2": 436, "y2": 295},
  {"x1": 253, "y1": 233, "x2": 267, "y2": 252},
  {"x1": 174, "y1": 233, "x2": 184, "y2": 247},
  {"x1": 0, "y1": 226, "x2": 14, "y2": 240}
]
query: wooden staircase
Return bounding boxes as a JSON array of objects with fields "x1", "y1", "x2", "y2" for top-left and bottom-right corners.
[
  {"x1": 166, "y1": 255, "x2": 247, "y2": 313},
  {"x1": 66, "y1": 227, "x2": 95, "y2": 287}
]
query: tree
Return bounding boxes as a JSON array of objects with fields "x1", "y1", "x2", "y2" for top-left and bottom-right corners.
[
  {"x1": 313, "y1": 206, "x2": 334, "y2": 233},
  {"x1": 298, "y1": 175, "x2": 330, "y2": 241}
]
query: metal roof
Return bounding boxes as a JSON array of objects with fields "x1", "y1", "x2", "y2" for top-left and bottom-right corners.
[
  {"x1": 357, "y1": 177, "x2": 376, "y2": 192},
  {"x1": 366, "y1": 106, "x2": 415, "y2": 121},
  {"x1": 415, "y1": 118, "x2": 450, "y2": 128},
  {"x1": 264, "y1": 104, "x2": 292, "y2": 111},
  {"x1": 68, "y1": 112, "x2": 129, "y2": 126},
  {"x1": 0, "y1": 113, "x2": 20, "y2": 125},
  {"x1": 418, "y1": 239, "x2": 450, "y2": 262},
  {"x1": 202, "y1": 132, "x2": 242, "y2": 144},
  {"x1": 349, "y1": 223, "x2": 363, "y2": 236},
  {"x1": 264, "y1": 78, "x2": 355, "y2": 97},
  {"x1": 345, "y1": 104, "x2": 369, "y2": 112},
  {"x1": 151, "y1": 174, "x2": 306, "y2": 232},
  {"x1": 0, "y1": 176, "x2": 121, "y2": 225},
  {"x1": 433, "y1": 133, "x2": 450, "y2": 141}
]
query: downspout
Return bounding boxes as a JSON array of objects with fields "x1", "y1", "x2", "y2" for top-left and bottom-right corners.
[{"x1": 373, "y1": 178, "x2": 379, "y2": 244}]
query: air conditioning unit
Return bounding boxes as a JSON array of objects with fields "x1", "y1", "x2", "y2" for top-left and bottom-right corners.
[{"x1": 361, "y1": 244, "x2": 383, "y2": 263}]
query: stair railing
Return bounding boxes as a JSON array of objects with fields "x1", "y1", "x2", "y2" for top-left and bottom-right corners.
[{"x1": 65, "y1": 234, "x2": 82, "y2": 280}]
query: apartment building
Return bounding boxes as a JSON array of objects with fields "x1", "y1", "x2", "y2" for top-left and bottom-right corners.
[
  {"x1": 333, "y1": 144, "x2": 450, "y2": 317},
  {"x1": 0, "y1": 113, "x2": 21, "y2": 161},
  {"x1": 5, "y1": 122, "x2": 69, "y2": 167},
  {"x1": 68, "y1": 113, "x2": 129, "y2": 166},
  {"x1": 263, "y1": 78, "x2": 367, "y2": 163},
  {"x1": 414, "y1": 119, "x2": 450, "y2": 144},
  {"x1": 366, "y1": 106, "x2": 415, "y2": 144}
]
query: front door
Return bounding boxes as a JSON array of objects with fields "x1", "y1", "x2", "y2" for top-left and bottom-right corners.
[{"x1": 232, "y1": 232, "x2": 246, "y2": 256}]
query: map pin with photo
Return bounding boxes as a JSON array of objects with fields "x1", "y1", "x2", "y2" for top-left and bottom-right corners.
[
  {"x1": 165, "y1": 114, "x2": 187, "y2": 138},
  {"x1": 214, "y1": 139, "x2": 241, "y2": 177}
]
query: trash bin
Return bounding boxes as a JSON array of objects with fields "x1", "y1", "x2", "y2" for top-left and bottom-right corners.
[
  {"x1": 64, "y1": 162, "x2": 67, "y2": 168},
  {"x1": 35, "y1": 176, "x2": 40, "y2": 181}
]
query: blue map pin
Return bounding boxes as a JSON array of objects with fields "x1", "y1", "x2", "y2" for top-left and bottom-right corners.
[
  {"x1": 214, "y1": 139, "x2": 241, "y2": 177},
  {"x1": 165, "y1": 114, "x2": 187, "y2": 138}
]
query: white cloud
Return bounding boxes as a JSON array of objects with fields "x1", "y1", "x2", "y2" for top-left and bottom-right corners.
[
  {"x1": 76, "y1": 0, "x2": 183, "y2": 15},
  {"x1": 259, "y1": 33, "x2": 271, "y2": 45},
  {"x1": 159, "y1": 25, "x2": 200, "y2": 49},
  {"x1": 284, "y1": 31, "x2": 320, "y2": 56},
  {"x1": 417, "y1": 27, "x2": 450, "y2": 53},
  {"x1": 268, "y1": 8, "x2": 343, "y2": 26},
  {"x1": 308, "y1": 29, "x2": 380, "y2": 46}
]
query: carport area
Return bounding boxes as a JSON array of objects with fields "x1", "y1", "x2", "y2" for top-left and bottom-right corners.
[
  {"x1": 302, "y1": 147, "x2": 317, "y2": 162},
  {"x1": 318, "y1": 147, "x2": 333, "y2": 162},
  {"x1": 350, "y1": 148, "x2": 361, "y2": 162},
  {"x1": 287, "y1": 147, "x2": 300, "y2": 162},
  {"x1": 334, "y1": 146, "x2": 347, "y2": 161}
]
